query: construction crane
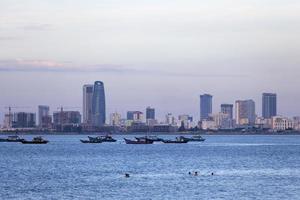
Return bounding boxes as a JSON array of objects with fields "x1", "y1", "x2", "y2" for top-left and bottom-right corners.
[
  {"x1": 4, "y1": 106, "x2": 32, "y2": 128},
  {"x1": 56, "y1": 106, "x2": 81, "y2": 111}
]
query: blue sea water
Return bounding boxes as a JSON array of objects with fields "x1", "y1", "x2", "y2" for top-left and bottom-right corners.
[{"x1": 0, "y1": 135, "x2": 300, "y2": 200}]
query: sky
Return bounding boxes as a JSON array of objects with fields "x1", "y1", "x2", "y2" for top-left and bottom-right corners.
[{"x1": 0, "y1": 0, "x2": 300, "y2": 122}]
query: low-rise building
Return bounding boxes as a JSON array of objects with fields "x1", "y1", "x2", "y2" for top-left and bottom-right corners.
[
  {"x1": 271, "y1": 116, "x2": 293, "y2": 131},
  {"x1": 110, "y1": 112, "x2": 121, "y2": 126}
]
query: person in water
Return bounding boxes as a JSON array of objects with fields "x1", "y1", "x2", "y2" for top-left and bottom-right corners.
[
  {"x1": 211, "y1": 172, "x2": 214, "y2": 176},
  {"x1": 125, "y1": 173, "x2": 130, "y2": 178},
  {"x1": 188, "y1": 172, "x2": 192, "y2": 175},
  {"x1": 194, "y1": 172, "x2": 198, "y2": 176}
]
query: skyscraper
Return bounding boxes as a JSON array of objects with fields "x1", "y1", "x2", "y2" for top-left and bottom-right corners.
[
  {"x1": 83, "y1": 84, "x2": 93, "y2": 124},
  {"x1": 200, "y1": 94, "x2": 212, "y2": 121},
  {"x1": 92, "y1": 81, "x2": 106, "y2": 127},
  {"x1": 146, "y1": 107, "x2": 155, "y2": 120},
  {"x1": 235, "y1": 100, "x2": 256, "y2": 125},
  {"x1": 262, "y1": 93, "x2": 277, "y2": 118},
  {"x1": 38, "y1": 105, "x2": 49, "y2": 127},
  {"x1": 221, "y1": 104, "x2": 233, "y2": 119}
]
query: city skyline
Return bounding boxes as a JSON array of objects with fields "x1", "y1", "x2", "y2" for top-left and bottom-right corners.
[
  {"x1": 0, "y1": 86, "x2": 296, "y2": 124},
  {"x1": 0, "y1": 83, "x2": 290, "y2": 125}
]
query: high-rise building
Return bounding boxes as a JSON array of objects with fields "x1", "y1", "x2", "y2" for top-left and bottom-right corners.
[
  {"x1": 12, "y1": 112, "x2": 36, "y2": 128},
  {"x1": 38, "y1": 105, "x2": 49, "y2": 127},
  {"x1": 200, "y1": 94, "x2": 213, "y2": 121},
  {"x1": 235, "y1": 100, "x2": 256, "y2": 125},
  {"x1": 83, "y1": 84, "x2": 93, "y2": 124},
  {"x1": 53, "y1": 110, "x2": 81, "y2": 126},
  {"x1": 262, "y1": 93, "x2": 277, "y2": 119},
  {"x1": 146, "y1": 107, "x2": 155, "y2": 120},
  {"x1": 221, "y1": 104, "x2": 233, "y2": 119},
  {"x1": 92, "y1": 81, "x2": 106, "y2": 127}
]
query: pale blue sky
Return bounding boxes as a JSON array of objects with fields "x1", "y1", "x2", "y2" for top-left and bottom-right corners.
[{"x1": 0, "y1": 0, "x2": 300, "y2": 121}]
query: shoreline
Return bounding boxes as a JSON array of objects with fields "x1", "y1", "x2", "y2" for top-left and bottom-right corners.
[{"x1": 1, "y1": 132, "x2": 300, "y2": 136}]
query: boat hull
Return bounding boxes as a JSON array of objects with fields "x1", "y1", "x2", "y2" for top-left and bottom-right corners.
[
  {"x1": 162, "y1": 140, "x2": 188, "y2": 144},
  {"x1": 80, "y1": 140, "x2": 102, "y2": 144},
  {"x1": 88, "y1": 136, "x2": 117, "y2": 143},
  {"x1": 181, "y1": 136, "x2": 205, "y2": 142},
  {"x1": 124, "y1": 138, "x2": 153, "y2": 144},
  {"x1": 21, "y1": 141, "x2": 49, "y2": 144}
]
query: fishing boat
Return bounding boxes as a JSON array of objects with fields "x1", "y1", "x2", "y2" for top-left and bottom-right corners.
[
  {"x1": 21, "y1": 136, "x2": 49, "y2": 144},
  {"x1": 88, "y1": 135, "x2": 117, "y2": 142},
  {"x1": 80, "y1": 136, "x2": 102, "y2": 143},
  {"x1": 162, "y1": 136, "x2": 189, "y2": 144},
  {"x1": 124, "y1": 138, "x2": 154, "y2": 144},
  {"x1": 0, "y1": 135, "x2": 25, "y2": 142},
  {"x1": 181, "y1": 135, "x2": 205, "y2": 142},
  {"x1": 135, "y1": 135, "x2": 163, "y2": 142}
]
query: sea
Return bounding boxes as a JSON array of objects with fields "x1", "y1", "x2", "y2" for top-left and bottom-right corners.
[{"x1": 0, "y1": 135, "x2": 300, "y2": 200}]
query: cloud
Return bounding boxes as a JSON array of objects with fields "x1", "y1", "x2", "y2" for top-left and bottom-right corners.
[
  {"x1": 0, "y1": 36, "x2": 20, "y2": 41},
  {"x1": 0, "y1": 59, "x2": 141, "y2": 73},
  {"x1": 0, "y1": 59, "x2": 247, "y2": 78},
  {"x1": 22, "y1": 24, "x2": 53, "y2": 31}
]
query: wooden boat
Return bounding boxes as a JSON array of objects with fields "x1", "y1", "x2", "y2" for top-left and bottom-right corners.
[
  {"x1": 162, "y1": 137, "x2": 189, "y2": 144},
  {"x1": 124, "y1": 138, "x2": 154, "y2": 144},
  {"x1": 88, "y1": 135, "x2": 117, "y2": 142},
  {"x1": 0, "y1": 135, "x2": 25, "y2": 142},
  {"x1": 81, "y1": 136, "x2": 102, "y2": 143},
  {"x1": 135, "y1": 136, "x2": 163, "y2": 142},
  {"x1": 181, "y1": 135, "x2": 205, "y2": 142},
  {"x1": 80, "y1": 139, "x2": 102, "y2": 143},
  {"x1": 22, "y1": 136, "x2": 48, "y2": 144}
]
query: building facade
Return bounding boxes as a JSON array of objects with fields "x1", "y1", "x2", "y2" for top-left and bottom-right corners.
[
  {"x1": 38, "y1": 105, "x2": 51, "y2": 128},
  {"x1": 92, "y1": 81, "x2": 106, "y2": 127},
  {"x1": 127, "y1": 111, "x2": 143, "y2": 122},
  {"x1": 110, "y1": 112, "x2": 121, "y2": 126},
  {"x1": 200, "y1": 94, "x2": 212, "y2": 121},
  {"x1": 146, "y1": 107, "x2": 155, "y2": 120},
  {"x1": 271, "y1": 116, "x2": 293, "y2": 131},
  {"x1": 262, "y1": 93, "x2": 277, "y2": 119},
  {"x1": 13, "y1": 112, "x2": 36, "y2": 128},
  {"x1": 53, "y1": 111, "x2": 81, "y2": 126},
  {"x1": 211, "y1": 112, "x2": 233, "y2": 129},
  {"x1": 221, "y1": 104, "x2": 233, "y2": 119},
  {"x1": 235, "y1": 100, "x2": 256, "y2": 125},
  {"x1": 165, "y1": 113, "x2": 176, "y2": 125},
  {"x1": 83, "y1": 84, "x2": 94, "y2": 124}
]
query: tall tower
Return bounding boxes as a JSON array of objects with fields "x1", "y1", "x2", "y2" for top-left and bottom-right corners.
[
  {"x1": 235, "y1": 100, "x2": 256, "y2": 125},
  {"x1": 200, "y1": 94, "x2": 212, "y2": 121},
  {"x1": 38, "y1": 105, "x2": 49, "y2": 127},
  {"x1": 92, "y1": 81, "x2": 106, "y2": 126},
  {"x1": 262, "y1": 93, "x2": 277, "y2": 119},
  {"x1": 146, "y1": 107, "x2": 155, "y2": 120},
  {"x1": 83, "y1": 84, "x2": 93, "y2": 124}
]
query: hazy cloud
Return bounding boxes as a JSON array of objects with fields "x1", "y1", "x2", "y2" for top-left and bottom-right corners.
[
  {"x1": 0, "y1": 59, "x2": 248, "y2": 78},
  {"x1": 22, "y1": 23, "x2": 53, "y2": 31},
  {"x1": 0, "y1": 36, "x2": 20, "y2": 41}
]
